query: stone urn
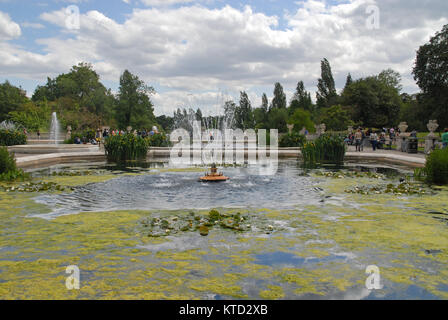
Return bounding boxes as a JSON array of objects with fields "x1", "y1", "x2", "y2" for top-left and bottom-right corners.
[
  {"x1": 66, "y1": 126, "x2": 72, "y2": 140},
  {"x1": 427, "y1": 120, "x2": 439, "y2": 138},
  {"x1": 126, "y1": 126, "x2": 132, "y2": 133},
  {"x1": 425, "y1": 120, "x2": 440, "y2": 154},
  {"x1": 398, "y1": 122, "x2": 408, "y2": 133},
  {"x1": 287, "y1": 124, "x2": 294, "y2": 134}
]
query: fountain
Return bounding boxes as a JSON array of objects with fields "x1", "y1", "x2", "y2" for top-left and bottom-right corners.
[
  {"x1": 199, "y1": 163, "x2": 229, "y2": 182},
  {"x1": 49, "y1": 112, "x2": 60, "y2": 145}
]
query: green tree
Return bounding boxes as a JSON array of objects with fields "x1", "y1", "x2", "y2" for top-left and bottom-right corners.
[
  {"x1": 271, "y1": 82, "x2": 287, "y2": 110},
  {"x1": 195, "y1": 108, "x2": 203, "y2": 122},
  {"x1": 254, "y1": 93, "x2": 269, "y2": 129},
  {"x1": 290, "y1": 81, "x2": 313, "y2": 114},
  {"x1": 413, "y1": 24, "x2": 448, "y2": 127},
  {"x1": 267, "y1": 108, "x2": 288, "y2": 133},
  {"x1": 288, "y1": 108, "x2": 315, "y2": 133},
  {"x1": 378, "y1": 69, "x2": 402, "y2": 92},
  {"x1": 116, "y1": 70, "x2": 156, "y2": 129},
  {"x1": 344, "y1": 73, "x2": 353, "y2": 90},
  {"x1": 0, "y1": 81, "x2": 29, "y2": 122},
  {"x1": 320, "y1": 105, "x2": 354, "y2": 131},
  {"x1": 316, "y1": 58, "x2": 338, "y2": 109},
  {"x1": 235, "y1": 91, "x2": 255, "y2": 130},
  {"x1": 342, "y1": 76, "x2": 401, "y2": 128},
  {"x1": 31, "y1": 63, "x2": 117, "y2": 127}
]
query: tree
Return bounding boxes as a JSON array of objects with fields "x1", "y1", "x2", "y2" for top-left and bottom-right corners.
[
  {"x1": 316, "y1": 58, "x2": 338, "y2": 109},
  {"x1": 413, "y1": 24, "x2": 448, "y2": 127},
  {"x1": 267, "y1": 108, "x2": 288, "y2": 133},
  {"x1": 378, "y1": 69, "x2": 402, "y2": 92},
  {"x1": 289, "y1": 108, "x2": 315, "y2": 133},
  {"x1": 342, "y1": 76, "x2": 401, "y2": 128},
  {"x1": 195, "y1": 108, "x2": 203, "y2": 122},
  {"x1": 116, "y1": 70, "x2": 156, "y2": 129},
  {"x1": 254, "y1": 93, "x2": 269, "y2": 129},
  {"x1": 320, "y1": 105, "x2": 354, "y2": 131},
  {"x1": 156, "y1": 115, "x2": 174, "y2": 132},
  {"x1": 290, "y1": 81, "x2": 313, "y2": 114},
  {"x1": 0, "y1": 81, "x2": 29, "y2": 122},
  {"x1": 223, "y1": 100, "x2": 237, "y2": 129},
  {"x1": 235, "y1": 91, "x2": 254, "y2": 130},
  {"x1": 344, "y1": 73, "x2": 353, "y2": 90},
  {"x1": 31, "y1": 63, "x2": 117, "y2": 128},
  {"x1": 271, "y1": 82, "x2": 287, "y2": 110}
]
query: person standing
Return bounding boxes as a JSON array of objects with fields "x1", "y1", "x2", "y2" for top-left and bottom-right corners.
[
  {"x1": 37, "y1": 129, "x2": 40, "y2": 141},
  {"x1": 442, "y1": 128, "x2": 448, "y2": 149},
  {"x1": 355, "y1": 128, "x2": 363, "y2": 152},
  {"x1": 370, "y1": 131, "x2": 378, "y2": 151}
]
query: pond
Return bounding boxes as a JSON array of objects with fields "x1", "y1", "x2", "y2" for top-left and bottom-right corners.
[{"x1": 0, "y1": 160, "x2": 447, "y2": 299}]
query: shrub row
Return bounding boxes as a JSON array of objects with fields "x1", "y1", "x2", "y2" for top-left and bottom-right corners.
[
  {"x1": 0, "y1": 129, "x2": 27, "y2": 146},
  {"x1": 414, "y1": 147, "x2": 448, "y2": 185}
]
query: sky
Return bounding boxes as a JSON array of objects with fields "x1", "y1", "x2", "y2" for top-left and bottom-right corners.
[{"x1": 0, "y1": 0, "x2": 447, "y2": 116}]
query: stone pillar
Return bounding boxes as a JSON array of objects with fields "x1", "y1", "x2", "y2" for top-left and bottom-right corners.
[
  {"x1": 66, "y1": 126, "x2": 72, "y2": 141},
  {"x1": 287, "y1": 124, "x2": 294, "y2": 134},
  {"x1": 397, "y1": 122, "x2": 408, "y2": 152},
  {"x1": 425, "y1": 120, "x2": 439, "y2": 154}
]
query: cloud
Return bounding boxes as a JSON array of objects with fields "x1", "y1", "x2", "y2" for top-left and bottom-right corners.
[
  {"x1": 0, "y1": 1, "x2": 447, "y2": 115},
  {"x1": 0, "y1": 11, "x2": 21, "y2": 40},
  {"x1": 141, "y1": 0, "x2": 196, "y2": 6},
  {"x1": 21, "y1": 22, "x2": 45, "y2": 29}
]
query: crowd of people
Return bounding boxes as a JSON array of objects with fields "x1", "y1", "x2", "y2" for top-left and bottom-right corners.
[{"x1": 345, "y1": 127, "x2": 403, "y2": 152}]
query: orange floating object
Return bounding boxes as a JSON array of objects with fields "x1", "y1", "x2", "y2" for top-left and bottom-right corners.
[{"x1": 199, "y1": 164, "x2": 229, "y2": 182}]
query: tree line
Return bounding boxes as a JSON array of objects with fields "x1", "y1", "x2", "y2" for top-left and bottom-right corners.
[{"x1": 1, "y1": 24, "x2": 447, "y2": 134}]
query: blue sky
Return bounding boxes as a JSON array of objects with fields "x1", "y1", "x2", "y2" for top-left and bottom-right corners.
[{"x1": 0, "y1": 0, "x2": 447, "y2": 115}]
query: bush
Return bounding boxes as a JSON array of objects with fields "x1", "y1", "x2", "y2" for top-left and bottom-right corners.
[
  {"x1": 279, "y1": 132, "x2": 306, "y2": 147},
  {"x1": 104, "y1": 134, "x2": 149, "y2": 162},
  {"x1": 147, "y1": 133, "x2": 171, "y2": 147},
  {"x1": 0, "y1": 147, "x2": 29, "y2": 181},
  {"x1": 301, "y1": 134, "x2": 346, "y2": 168},
  {"x1": 0, "y1": 129, "x2": 27, "y2": 146},
  {"x1": 415, "y1": 148, "x2": 448, "y2": 185}
]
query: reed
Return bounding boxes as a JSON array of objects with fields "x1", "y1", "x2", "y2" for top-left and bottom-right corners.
[
  {"x1": 301, "y1": 134, "x2": 346, "y2": 168},
  {"x1": 104, "y1": 134, "x2": 149, "y2": 162}
]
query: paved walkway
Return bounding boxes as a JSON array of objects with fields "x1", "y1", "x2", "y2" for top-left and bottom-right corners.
[{"x1": 13, "y1": 146, "x2": 427, "y2": 169}]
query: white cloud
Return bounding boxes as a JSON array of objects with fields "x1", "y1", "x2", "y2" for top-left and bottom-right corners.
[
  {"x1": 141, "y1": 0, "x2": 195, "y2": 6},
  {"x1": 0, "y1": 11, "x2": 21, "y2": 40},
  {"x1": 0, "y1": 1, "x2": 447, "y2": 115}
]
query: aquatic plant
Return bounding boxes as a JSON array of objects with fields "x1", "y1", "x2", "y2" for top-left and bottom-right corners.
[
  {"x1": 0, "y1": 147, "x2": 29, "y2": 182},
  {"x1": 0, "y1": 129, "x2": 27, "y2": 146},
  {"x1": 344, "y1": 182, "x2": 429, "y2": 195},
  {"x1": 414, "y1": 148, "x2": 448, "y2": 185},
  {"x1": 314, "y1": 170, "x2": 385, "y2": 179},
  {"x1": 301, "y1": 134, "x2": 346, "y2": 168},
  {"x1": 0, "y1": 181, "x2": 74, "y2": 193},
  {"x1": 147, "y1": 133, "x2": 171, "y2": 147},
  {"x1": 104, "y1": 134, "x2": 149, "y2": 162},
  {"x1": 140, "y1": 209, "x2": 277, "y2": 237}
]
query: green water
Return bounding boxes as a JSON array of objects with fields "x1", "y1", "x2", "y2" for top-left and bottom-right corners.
[{"x1": 0, "y1": 162, "x2": 447, "y2": 299}]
